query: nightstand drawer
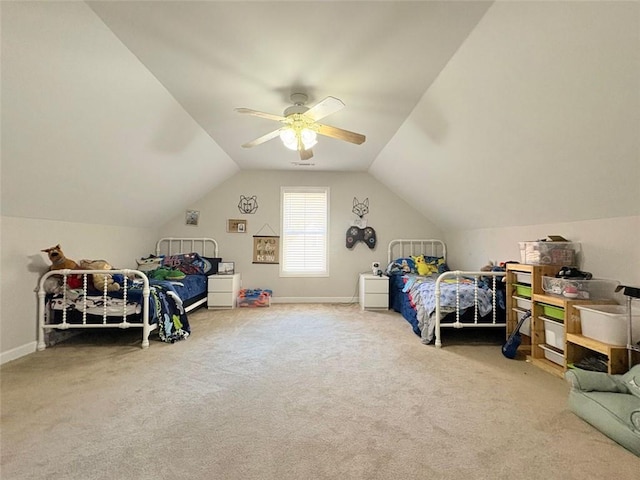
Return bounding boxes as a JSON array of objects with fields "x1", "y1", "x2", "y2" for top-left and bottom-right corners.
[
  {"x1": 208, "y1": 276, "x2": 234, "y2": 292},
  {"x1": 207, "y1": 292, "x2": 235, "y2": 307},
  {"x1": 363, "y1": 293, "x2": 388, "y2": 308},
  {"x1": 364, "y1": 279, "x2": 388, "y2": 294}
]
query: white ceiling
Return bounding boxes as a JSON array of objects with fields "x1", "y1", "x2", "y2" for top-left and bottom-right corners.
[
  {"x1": 86, "y1": 0, "x2": 492, "y2": 172},
  {"x1": 2, "y1": 1, "x2": 638, "y2": 231}
]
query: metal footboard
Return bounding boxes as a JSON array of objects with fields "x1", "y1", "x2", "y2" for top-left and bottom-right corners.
[
  {"x1": 434, "y1": 270, "x2": 506, "y2": 348},
  {"x1": 37, "y1": 269, "x2": 152, "y2": 350}
]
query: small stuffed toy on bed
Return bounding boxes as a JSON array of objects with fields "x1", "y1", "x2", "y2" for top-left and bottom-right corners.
[
  {"x1": 412, "y1": 255, "x2": 438, "y2": 276},
  {"x1": 136, "y1": 255, "x2": 165, "y2": 273},
  {"x1": 79, "y1": 259, "x2": 121, "y2": 292}
]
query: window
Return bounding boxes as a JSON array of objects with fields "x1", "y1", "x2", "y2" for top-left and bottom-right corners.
[{"x1": 280, "y1": 186, "x2": 329, "y2": 277}]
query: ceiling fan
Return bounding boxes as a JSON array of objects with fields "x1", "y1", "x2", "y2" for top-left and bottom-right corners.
[{"x1": 236, "y1": 93, "x2": 366, "y2": 161}]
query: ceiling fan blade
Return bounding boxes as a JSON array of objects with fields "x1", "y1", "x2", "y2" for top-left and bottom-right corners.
[
  {"x1": 299, "y1": 148, "x2": 314, "y2": 161},
  {"x1": 235, "y1": 108, "x2": 286, "y2": 122},
  {"x1": 316, "y1": 124, "x2": 366, "y2": 145},
  {"x1": 304, "y1": 96, "x2": 345, "y2": 121},
  {"x1": 241, "y1": 128, "x2": 282, "y2": 148}
]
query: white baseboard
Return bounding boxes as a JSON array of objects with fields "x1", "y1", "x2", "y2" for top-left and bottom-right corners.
[
  {"x1": 270, "y1": 297, "x2": 356, "y2": 304},
  {"x1": 1, "y1": 341, "x2": 37, "y2": 365}
]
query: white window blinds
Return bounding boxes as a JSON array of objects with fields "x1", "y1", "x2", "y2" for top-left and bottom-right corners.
[{"x1": 280, "y1": 187, "x2": 329, "y2": 276}]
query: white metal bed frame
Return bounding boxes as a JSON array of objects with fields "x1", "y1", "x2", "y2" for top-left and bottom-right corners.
[
  {"x1": 388, "y1": 239, "x2": 506, "y2": 348},
  {"x1": 155, "y1": 237, "x2": 219, "y2": 313},
  {"x1": 36, "y1": 237, "x2": 219, "y2": 350},
  {"x1": 37, "y1": 269, "x2": 151, "y2": 350}
]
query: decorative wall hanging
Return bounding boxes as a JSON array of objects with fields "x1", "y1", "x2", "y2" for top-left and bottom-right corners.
[
  {"x1": 352, "y1": 197, "x2": 369, "y2": 218},
  {"x1": 238, "y1": 195, "x2": 258, "y2": 214},
  {"x1": 252, "y1": 223, "x2": 279, "y2": 264},
  {"x1": 351, "y1": 197, "x2": 368, "y2": 228},
  {"x1": 253, "y1": 236, "x2": 279, "y2": 264},
  {"x1": 227, "y1": 219, "x2": 247, "y2": 233},
  {"x1": 185, "y1": 210, "x2": 200, "y2": 226},
  {"x1": 347, "y1": 197, "x2": 376, "y2": 248},
  {"x1": 346, "y1": 226, "x2": 377, "y2": 249}
]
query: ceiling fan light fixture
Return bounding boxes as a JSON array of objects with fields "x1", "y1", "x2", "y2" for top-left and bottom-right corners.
[
  {"x1": 300, "y1": 128, "x2": 317, "y2": 150},
  {"x1": 279, "y1": 128, "x2": 298, "y2": 150},
  {"x1": 279, "y1": 125, "x2": 317, "y2": 151}
]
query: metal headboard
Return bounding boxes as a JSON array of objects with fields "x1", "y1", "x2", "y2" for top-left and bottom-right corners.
[
  {"x1": 155, "y1": 237, "x2": 219, "y2": 257},
  {"x1": 387, "y1": 239, "x2": 446, "y2": 264}
]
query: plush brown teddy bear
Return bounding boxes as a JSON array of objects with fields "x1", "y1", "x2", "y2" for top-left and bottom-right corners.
[{"x1": 79, "y1": 259, "x2": 121, "y2": 292}]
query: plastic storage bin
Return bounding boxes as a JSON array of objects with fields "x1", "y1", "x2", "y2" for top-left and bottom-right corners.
[
  {"x1": 575, "y1": 304, "x2": 640, "y2": 346},
  {"x1": 542, "y1": 277, "x2": 619, "y2": 300},
  {"x1": 541, "y1": 317, "x2": 564, "y2": 351},
  {"x1": 513, "y1": 283, "x2": 532, "y2": 298},
  {"x1": 539, "y1": 344, "x2": 564, "y2": 366},
  {"x1": 513, "y1": 296, "x2": 532, "y2": 310},
  {"x1": 539, "y1": 303, "x2": 564, "y2": 321},
  {"x1": 519, "y1": 241, "x2": 580, "y2": 266}
]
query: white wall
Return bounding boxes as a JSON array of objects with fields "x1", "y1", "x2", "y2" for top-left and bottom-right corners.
[
  {"x1": 0, "y1": 216, "x2": 157, "y2": 364},
  {"x1": 445, "y1": 215, "x2": 640, "y2": 287},
  {"x1": 159, "y1": 170, "x2": 443, "y2": 301}
]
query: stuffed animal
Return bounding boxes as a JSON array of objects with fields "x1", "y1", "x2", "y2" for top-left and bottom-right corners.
[
  {"x1": 42, "y1": 244, "x2": 80, "y2": 271},
  {"x1": 136, "y1": 255, "x2": 164, "y2": 272},
  {"x1": 412, "y1": 255, "x2": 438, "y2": 276},
  {"x1": 41, "y1": 244, "x2": 82, "y2": 288},
  {"x1": 79, "y1": 259, "x2": 121, "y2": 292}
]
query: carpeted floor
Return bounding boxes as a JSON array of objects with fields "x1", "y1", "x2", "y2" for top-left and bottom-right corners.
[{"x1": 1, "y1": 304, "x2": 638, "y2": 479}]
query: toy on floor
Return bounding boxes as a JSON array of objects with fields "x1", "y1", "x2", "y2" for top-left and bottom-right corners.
[{"x1": 237, "y1": 289, "x2": 272, "y2": 307}]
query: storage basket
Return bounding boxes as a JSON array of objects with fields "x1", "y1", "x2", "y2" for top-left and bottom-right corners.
[
  {"x1": 541, "y1": 317, "x2": 564, "y2": 351},
  {"x1": 575, "y1": 304, "x2": 640, "y2": 346},
  {"x1": 539, "y1": 303, "x2": 564, "y2": 321},
  {"x1": 519, "y1": 241, "x2": 580, "y2": 266},
  {"x1": 539, "y1": 344, "x2": 564, "y2": 366},
  {"x1": 542, "y1": 277, "x2": 619, "y2": 300},
  {"x1": 513, "y1": 283, "x2": 532, "y2": 298}
]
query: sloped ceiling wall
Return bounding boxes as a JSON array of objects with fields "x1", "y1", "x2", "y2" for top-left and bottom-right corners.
[
  {"x1": 1, "y1": 1, "x2": 239, "y2": 228},
  {"x1": 2, "y1": 2, "x2": 638, "y2": 233},
  {"x1": 370, "y1": 1, "x2": 639, "y2": 232}
]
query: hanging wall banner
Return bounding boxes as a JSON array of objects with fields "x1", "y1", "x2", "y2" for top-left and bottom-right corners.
[{"x1": 253, "y1": 236, "x2": 279, "y2": 264}]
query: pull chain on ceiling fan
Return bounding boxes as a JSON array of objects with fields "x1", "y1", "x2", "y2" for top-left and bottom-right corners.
[{"x1": 235, "y1": 93, "x2": 366, "y2": 161}]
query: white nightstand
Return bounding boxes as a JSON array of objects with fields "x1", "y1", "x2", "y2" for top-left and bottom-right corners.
[
  {"x1": 207, "y1": 273, "x2": 241, "y2": 309},
  {"x1": 359, "y1": 273, "x2": 389, "y2": 310}
]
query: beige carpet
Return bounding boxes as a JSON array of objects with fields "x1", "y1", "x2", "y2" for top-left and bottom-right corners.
[{"x1": 1, "y1": 304, "x2": 638, "y2": 479}]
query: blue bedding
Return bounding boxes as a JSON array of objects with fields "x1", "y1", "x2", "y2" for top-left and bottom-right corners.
[
  {"x1": 47, "y1": 275, "x2": 206, "y2": 343},
  {"x1": 160, "y1": 274, "x2": 207, "y2": 308},
  {"x1": 389, "y1": 274, "x2": 420, "y2": 335},
  {"x1": 389, "y1": 273, "x2": 505, "y2": 341}
]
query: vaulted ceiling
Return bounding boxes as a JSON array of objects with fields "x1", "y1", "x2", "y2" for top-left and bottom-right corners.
[{"x1": 2, "y1": 1, "x2": 638, "y2": 231}]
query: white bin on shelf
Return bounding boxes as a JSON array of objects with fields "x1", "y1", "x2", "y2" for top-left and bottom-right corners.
[
  {"x1": 541, "y1": 317, "x2": 564, "y2": 351},
  {"x1": 539, "y1": 344, "x2": 564, "y2": 366},
  {"x1": 575, "y1": 304, "x2": 640, "y2": 346}
]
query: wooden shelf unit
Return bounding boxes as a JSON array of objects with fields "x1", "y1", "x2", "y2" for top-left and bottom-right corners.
[
  {"x1": 531, "y1": 293, "x2": 618, "y2": 377},
  {"x1": 505, "y1": 264, "x2": 561, "y2": 354}
]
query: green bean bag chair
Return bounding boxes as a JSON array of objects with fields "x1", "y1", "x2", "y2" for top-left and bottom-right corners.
[{"x1": 565, "y1": 364, "x2": 640, "y2": 456}]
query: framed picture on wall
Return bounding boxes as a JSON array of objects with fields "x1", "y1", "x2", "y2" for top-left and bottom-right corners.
[
  {"x1": 227, "y1": 219, "x2": 247, "y2": 233},
  {"x1": 218, "y1": 262, "x2": 235, "y2": 275},
  {"x1": 185, "y1": 210, "x2": 200, "y2": 226},
  {"x1": 252, "y1": 236, "x2": 279, "y2": 264}
]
